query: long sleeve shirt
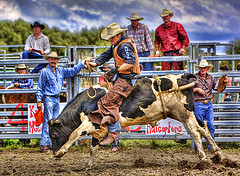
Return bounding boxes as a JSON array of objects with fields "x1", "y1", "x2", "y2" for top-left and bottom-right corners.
[
  {"x1": 95, "y1": 35, "x2": 136, "y2": 66},
  {"x1": 24, "y1": 33, "x2": 50, "y2": 54},
  {"x1": 190, "y1": 72, "x2": 217, "y2": 101},
  {"x1": 36, "y1": 62, "x2": 85, "y2": 102},
  {"x1": 126, "y1": 23, "x2": 154, "y2": 55},
  {"x1": 154, "y1": 21, "x2": 189, "y2": 54},
  {"x1": 8, "y1": 78, "x2": 33, "y2": 89}
]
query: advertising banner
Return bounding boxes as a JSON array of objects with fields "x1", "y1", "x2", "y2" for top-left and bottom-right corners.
[
  {"x1": 28, "y1": 103, "x2": 66, "y2": 134},
  {"x1": 146, "y1": 118, "x2": 187, "y2": 135}
]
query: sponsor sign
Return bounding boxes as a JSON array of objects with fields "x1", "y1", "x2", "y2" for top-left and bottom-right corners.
[
  {"x1": 146, "y1": 118, "x2": 187, "y2": 135},
  {"x1": 28, "y1": 103, "x2": 66, "y2": 134}
]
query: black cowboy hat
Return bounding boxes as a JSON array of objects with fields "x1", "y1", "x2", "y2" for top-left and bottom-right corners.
[{"x1": 31, "y1": 21, "x2": 45, "y2": 30}]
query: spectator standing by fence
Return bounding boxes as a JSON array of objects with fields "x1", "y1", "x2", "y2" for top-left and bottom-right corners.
[
  {"x1": 154, "y1": 9, "x2": 189, "y2": 70},
  {"x1": 8, "y1": 64, "x2": 33, "y2": 89},
  {"x1": 234, "y1": 63, "x2": 240, "y2": 101},
  {"x1": 36, "y1": 52, "x2": 90, "y2": 153},
  {"x1": 190, "y1": 60, "x2": 227, "y2": 152},
  {"x1": 220, "y1": 64, "x2": 232, "y2": 102},
  {"x1": 125, "y1": 13, "x2": 155, "y2": 71},
  {"x1": 22, "y1": 21, "x2": 50, "y2": 73}
]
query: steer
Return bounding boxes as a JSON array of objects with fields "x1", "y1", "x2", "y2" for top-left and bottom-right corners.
[{"x1": 49, "y1": 73, "x2": 222, "y2": 168}]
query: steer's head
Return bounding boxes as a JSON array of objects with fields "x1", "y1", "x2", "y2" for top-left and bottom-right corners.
[{"x1": 48, "y1": 118, "x2": 72, "y2": 154}]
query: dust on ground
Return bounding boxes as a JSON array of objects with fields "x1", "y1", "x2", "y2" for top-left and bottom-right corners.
[{"x1": 0, "y1": 145, "x2": 239, "y2": 176}]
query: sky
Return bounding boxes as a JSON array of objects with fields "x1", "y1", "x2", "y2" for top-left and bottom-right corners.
[{"x1": 0, "y1": 0, "x2": 240, "y2": 46}]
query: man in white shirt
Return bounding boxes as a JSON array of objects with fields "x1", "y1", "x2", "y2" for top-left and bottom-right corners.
[{"x1": 22, "y1": 21, "x2": 50, "y2": 73}]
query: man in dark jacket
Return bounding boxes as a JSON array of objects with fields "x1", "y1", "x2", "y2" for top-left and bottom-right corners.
[{"x1": 88, "y1": 23, "x2": 141, "y2": 145}]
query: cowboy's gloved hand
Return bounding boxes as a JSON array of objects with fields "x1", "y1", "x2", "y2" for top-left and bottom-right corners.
[{"x1": 106, "y1": 68, "x2": 118, "y2": 77}]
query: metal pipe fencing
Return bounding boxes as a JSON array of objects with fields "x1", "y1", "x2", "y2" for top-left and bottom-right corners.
[{"x1": 0, "y1": 44, "x2": 239, "y2": 143}]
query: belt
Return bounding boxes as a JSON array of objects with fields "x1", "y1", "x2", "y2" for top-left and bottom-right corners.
[
  {"x1": 45, "y1": 94, "x2": 60, "y2": 98},
  {"x1": 163, "y1": 49, "x2": 179, "y2": 56},
  {"x1": 195, "y1": 99, "x2": 211, "y2": 104}
]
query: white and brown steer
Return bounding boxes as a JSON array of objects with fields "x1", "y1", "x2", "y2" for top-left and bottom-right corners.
[{"x1": 49, "y1": 73, "x2": 222, "y2": 169}]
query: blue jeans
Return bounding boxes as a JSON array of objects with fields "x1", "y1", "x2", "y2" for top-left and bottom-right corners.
[
  {"x1": 22, "y1": 50, "x2": 48, "y2": 73},
  {"x1": 138, "y1": 51, "x2": 154, "y2": 71},
  {"x1": 194, "y1": 101, "x2": 215, "y2": 151},
  {"x1": 108, "y1": 121, "x2": 121, "y2": 133},
  {"x1": 108, "y1": 123, "x2": 120, "y2": 147},
  {"x1": 40, "y1": 96, "x2": 60, "y2": 146}
]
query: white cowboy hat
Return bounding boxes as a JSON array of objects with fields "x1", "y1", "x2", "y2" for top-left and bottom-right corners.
[
  {"x1": 15, "y1": 64, "x2": 29, "y2": 73},
  {"x1": 44, "y1": 52, "x2": 61, "y2": 60},
  {"x1": 160, "y1": 8, "x2": 174, "y2": 17},
  {"x1": 195, "y1": 59, "x2": 213, "y2": 70},
  {"x1": 126, "y1": 12, "x2": 144, "y2": 21},
  {"x1": 101, "y1": 23, "x2": 127, "y2": 40}
]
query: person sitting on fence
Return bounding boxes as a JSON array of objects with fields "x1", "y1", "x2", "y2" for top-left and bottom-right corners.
[
  {"x1": 7, "y1": 64, "x2": 33, "y2": 89},
  {"x1": 22, "y1": 21, "x2": 50, "y2": 73},
  {"x1": 220, "y1": 64, "x2": 232, "y2": 102}
]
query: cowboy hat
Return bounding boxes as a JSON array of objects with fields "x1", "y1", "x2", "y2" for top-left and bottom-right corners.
[
  {"x1": 101, "y1": 23, "x2": 127, "y2": 40},
  {"x1": 15, "y1": 64, "x2": 29, "y2": 74},
  {"x1": 31, "y1": 21, "x2": 45, "y2": 30},
  {"x1": 195, "y1": 59, "x2": 213, "y2": 70},
  {"x1": 44, "y1": 52, "x2": 61, "y2": 60},
  {"x1": 126, "y1": 12, "x2": 144, "y2": 21},
  {"x1": 160, "y1": 8, "x2": 174, "y2": 17}
]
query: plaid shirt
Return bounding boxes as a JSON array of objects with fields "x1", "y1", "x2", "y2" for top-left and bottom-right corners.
[
  {"x1": 9, "y1": 78, "x2": 33, "y2": 89},
  {"x1": 126, "y1": 23, "x2": 154, "y2": 55},
  {"x1": 24, "y1": 32, "x2": 50, "y2": 54}
]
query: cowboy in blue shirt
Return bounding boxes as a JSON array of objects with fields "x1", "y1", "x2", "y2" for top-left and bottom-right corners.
[{"x1": 36, "y1": 51, "x2": 91, "y2": 152}]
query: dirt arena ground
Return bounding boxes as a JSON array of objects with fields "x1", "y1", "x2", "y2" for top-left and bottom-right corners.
[{"x1": 0, "y1": 143, "x2": 239, "y2": 176}]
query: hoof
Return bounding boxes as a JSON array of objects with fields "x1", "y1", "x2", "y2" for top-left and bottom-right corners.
[
  {"x1": 211, "y1": 151, "x2": 223, "y2": 163},
  {"x1": 54, "y1": 150, "x2": 67, "y2": 158}
]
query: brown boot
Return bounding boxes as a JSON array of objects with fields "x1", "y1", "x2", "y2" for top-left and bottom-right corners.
[{"x1": 100, "y1": 132, "x2": 119, "y2": 146}]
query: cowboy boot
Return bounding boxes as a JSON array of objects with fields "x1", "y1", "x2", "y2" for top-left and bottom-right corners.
[{"x1": 100, "y1": 131, "x2": 119, "y2": 146}]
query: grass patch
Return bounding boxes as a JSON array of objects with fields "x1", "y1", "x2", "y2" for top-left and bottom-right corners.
[
  {"x1": 119, "y1": 139, "x2": 192, "y2": 150},
  {"x1": 0, "y1": 139, "x2": 40, "y2": 150}
]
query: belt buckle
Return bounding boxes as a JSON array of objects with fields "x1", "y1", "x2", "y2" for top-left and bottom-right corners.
[{"x1": 203, "y1": 100, "x2": 209, "y2": 104}]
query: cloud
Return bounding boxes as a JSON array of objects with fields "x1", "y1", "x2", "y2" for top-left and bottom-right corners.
[
  {"x1": 0, "y1": 0, "x2": 21, "y2": 20},
  {"x1": 0, "y1": 0, "x2": 239, "y2": 42}
]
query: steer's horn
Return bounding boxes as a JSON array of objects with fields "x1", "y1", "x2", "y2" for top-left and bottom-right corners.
[
  {"x1": 50, "y1": 119, "x2": 61, "y2": 125},
  {"x1": 50, "y1": 119, "x2": 54, "y2": 125},
  {"x1": 178, "y1": 81, "x2": 197, "y2": 91}
]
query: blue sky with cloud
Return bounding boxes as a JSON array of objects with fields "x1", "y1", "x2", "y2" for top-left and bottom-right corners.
[{"x1": 0, "y1": 0, "x2": 240, "y2": 43}]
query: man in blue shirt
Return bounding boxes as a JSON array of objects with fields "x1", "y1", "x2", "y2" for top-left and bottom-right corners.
[{"x1": 36, "y1": 51, "x2": 91, "y2": 153}]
